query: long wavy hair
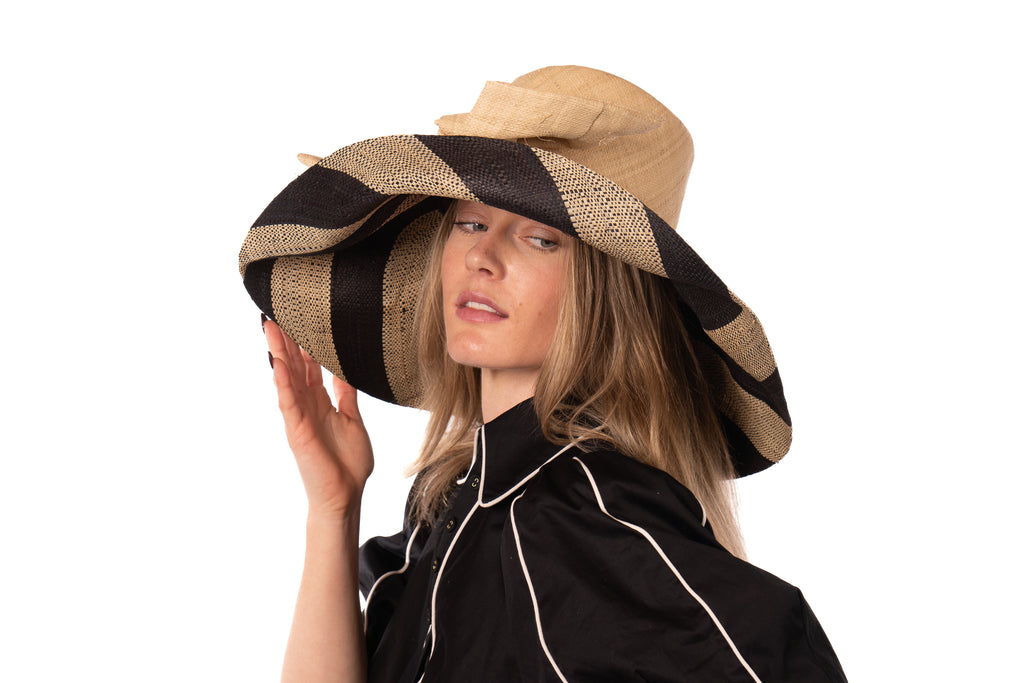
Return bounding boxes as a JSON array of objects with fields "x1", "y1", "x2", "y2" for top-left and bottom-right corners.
[{"x1": 407, "y1": 201, "x2": 744, "y2": 557}]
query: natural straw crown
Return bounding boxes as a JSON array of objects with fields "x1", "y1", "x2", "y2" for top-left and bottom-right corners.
[{"x1": 436, "y1": 65, "x2": 693, "y2": 229}]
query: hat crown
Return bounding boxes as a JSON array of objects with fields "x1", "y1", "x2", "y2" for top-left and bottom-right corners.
[{"x1": 436, "y1": 65, "x2": 693, "y2": 228}]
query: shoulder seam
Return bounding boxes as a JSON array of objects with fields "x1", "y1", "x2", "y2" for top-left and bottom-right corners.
[
  {"x1": 576, "y1": 451, "x2": 709, "y2": 527},
  {"x1": 571, "y1": 456, "x2": 763, "y2": 683}
]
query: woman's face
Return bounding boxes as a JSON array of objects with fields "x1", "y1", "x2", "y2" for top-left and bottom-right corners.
[{"x1": 441, "y1": 200, "x2": 569, "y2": 386}]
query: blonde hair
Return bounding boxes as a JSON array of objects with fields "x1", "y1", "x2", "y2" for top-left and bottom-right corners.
[{"x1": 407, "y1": 202, "x2": 745, "y2": 557}]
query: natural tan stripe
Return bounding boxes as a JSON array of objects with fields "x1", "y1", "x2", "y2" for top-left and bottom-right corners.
[
  {"x1": 384, "y1": 195, "x2": 431, "y2": 224},
  {"x1": 238, "y1": 220, "x2": 366, "y2": 275},
  {"x1": 532, "y1": 147, "x2": 667, "y2": 276},
  {"x1": 270, "y1": 254, "x2": 345, "y2": 382},
  {"x1": 719, "y1": 376, "x2": 791, "y2": 464},
  {"x1": 381, "y1": 211, "x2": 441, "y2": 407},
  {"x1": 695, "y1": 340, "x2": 790, "y2": 464},
  {"x1": 238, "y1": 194, "x2": 434, "y2": 276},
  {"x1": 320, "y1": 136, "x2": 480, "y2": 201},
  {"x1": 704, "y1": 291, "x2": 778, "y2": 382}
]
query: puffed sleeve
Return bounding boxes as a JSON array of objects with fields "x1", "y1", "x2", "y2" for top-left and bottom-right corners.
[
  {"x1": 359, "y1": 513, "x2": 426, "y2": 655},
  {"x1": 501, "y1": 451, "x2": 846, "y2": 683}
]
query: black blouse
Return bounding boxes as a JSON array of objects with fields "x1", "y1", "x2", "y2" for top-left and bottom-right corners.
[{"x1": 359, "y1": 400, "x2": 846, "y2": 682}]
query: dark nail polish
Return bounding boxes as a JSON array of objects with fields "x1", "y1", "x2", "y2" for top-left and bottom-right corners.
[
  {"x1": 268, "y1": 351, "x2": 275, "y2": 370},
  {"x1": 260, "y1": 312, "x2": 268, "y2": 331}
]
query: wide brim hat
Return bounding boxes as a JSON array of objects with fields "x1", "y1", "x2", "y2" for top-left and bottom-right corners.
[{"x1": 239, "y1": 66, "x2": 791, "y2": 476}]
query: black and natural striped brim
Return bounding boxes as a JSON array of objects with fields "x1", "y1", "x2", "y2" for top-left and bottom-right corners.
[{"x1": 240, "y1": 134, "x2": 791, "y2": 476}]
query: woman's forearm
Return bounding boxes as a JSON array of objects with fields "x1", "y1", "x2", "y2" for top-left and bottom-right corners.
[{"x1": 281, "y1": 510, "x2": 366, "y2": 683}]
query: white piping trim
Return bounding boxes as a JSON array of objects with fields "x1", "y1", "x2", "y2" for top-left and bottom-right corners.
[
  {"x1": 572, "y1": 457, "x2": 763, "y2": 683},
  {"x1": 510, "y1": 493, "x2": 569, "y2": 682},
  {"x1": 477, "y1": 423, "x2": 576, "y2": 508},
  {"x1": 455, "y1": 427, "x2": 480, "y2": 485},
  {"x1": 420, "y1": 422, "x2": 574, "y2": 673},
  {"x1": 363, "y1": 523, "x2": 422, "y2": 633},
  {"x1": 475, "y1": 421, "x2": 489, "y2": 502}
]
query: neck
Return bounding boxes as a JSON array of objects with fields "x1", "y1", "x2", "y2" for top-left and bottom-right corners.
[{"x1": 479, "y1": 368, "x2": 540, "y2": 422}]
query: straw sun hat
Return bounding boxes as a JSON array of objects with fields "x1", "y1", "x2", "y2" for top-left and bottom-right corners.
[{"x1": 239, "y1": 65, "x2": 790, "y2": 476}]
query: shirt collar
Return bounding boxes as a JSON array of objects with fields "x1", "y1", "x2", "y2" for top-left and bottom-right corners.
[{"x1": 476, "y1": 398, "x2": 571, "y2": 503}]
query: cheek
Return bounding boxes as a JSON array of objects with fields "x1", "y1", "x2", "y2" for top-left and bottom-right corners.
[
  {"x1": 529, "y1": 263, "x2": 567, "y2": 338},
  {"x1": 440, "y1": 238, "x2": 460, "y2": 298}
]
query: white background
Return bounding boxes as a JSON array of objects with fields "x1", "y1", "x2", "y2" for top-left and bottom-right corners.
[{"x1": 2, "y1": 1, "x2": 1021, "y2": 680}]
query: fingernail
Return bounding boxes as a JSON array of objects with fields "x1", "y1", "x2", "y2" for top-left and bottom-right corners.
[
  {"x1": 268, "y1": 351, "x2": 275, "y2": 370},
  {"x1": 260, "y1": 312, "x2": 268, "y2": 331}
]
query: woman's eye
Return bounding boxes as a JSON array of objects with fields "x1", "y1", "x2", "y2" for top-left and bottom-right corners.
[
  {"x1": 454, "y1": 222, "x2": 487, "y2": 233},
  {"x1": 526, "y1": 236, "x2": 559, "y2": 249}
]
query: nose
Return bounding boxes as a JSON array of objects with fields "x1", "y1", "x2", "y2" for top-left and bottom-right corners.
[{"x1": 465, "y1": 231, "x2": 505, "y2": 279}]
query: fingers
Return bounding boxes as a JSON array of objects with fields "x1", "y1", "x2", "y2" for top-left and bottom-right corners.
[
  {"x1": 270, "y1": 347, "x2": 302, "y2": 419},
  {"x1": 264, "y1": 318, "x2": 291, "y2": 365},
  {"x1": 262, "y1": 316, "x2": 375, "y2": 501},
  {"x1": 265, "y1": 318, "x2": 312, "y2": 407},
  {"x1": 301, "y1": 346, "x2": 323, "y2": 389},
  {"x1": 264, "y1": 317, "x2": 335, "y2": 422},
  {"x1": 282, "y1": 326, "x2": 307, "y2": 383},
  {"x1": 265, "y1": 318, "x2": 314, "y2": 385},
  {"x1": 332, "y1": 375, "x2": 361, "y2": 422}
]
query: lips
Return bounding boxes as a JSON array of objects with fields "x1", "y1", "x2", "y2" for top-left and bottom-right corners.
[{"x1": 455, "y1": 291, "x2": 508, "y2": 322}]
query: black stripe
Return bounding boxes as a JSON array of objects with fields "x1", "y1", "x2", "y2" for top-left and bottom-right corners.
[
  {"x1": 684, "y1": 308, "x2": 789, "y2": 472},
  {"x1": 758, "y1": 367, "x2": 788, "y2": 422},
  {"x1": 647, "y1": 207, "x2": 738, "y2": 329},
  {"x1": 338, "y1": 194, "x2": 425, "y2": 250},
  {"x1": 329, "y1": 197, "x2": 450, "y2": 404},
  {"x1": 718, "y1": 416, "x2": 773, "y2": 477},
  {"x1": 243, "y1": 258, "x2": 276, "y2": 323},
  {"x1": 711, "y1": 337, "x2": 790, "y2": 427},
  {"x1": 688, "y1": 314, "x2": 792, "y2": 427},
  {"x1": 328, "y1": 231, "x2": 398, "y2": 403},
  {"x1": 416, "y1": 136, "x2": 577, "y2": 237},
  {"x1": 252, "y1": 165, "x2": 387, "y2": 231}
]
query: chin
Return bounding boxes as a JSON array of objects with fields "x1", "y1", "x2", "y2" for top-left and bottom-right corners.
[
  {"x1": 445, "y1": 326, "x2": 501, "y2": 358},
  {"x1": 446, "y1": 348, "x2": 496, "y2": 370},
  {"x1": 445, "y1": 338, "x2": 486, "y2": 369}
]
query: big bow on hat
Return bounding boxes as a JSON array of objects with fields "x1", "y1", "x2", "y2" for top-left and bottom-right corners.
[{"x1": 239, "y1": 65, "x2": 791, "y2": 476}]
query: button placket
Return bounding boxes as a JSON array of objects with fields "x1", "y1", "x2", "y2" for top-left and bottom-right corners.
[
  {"x1": 419, "y1": 433, "x2": 486, "y2": 655},
  {"x1": 425, "y1": 459, "x2": 480, "y2": 595}
]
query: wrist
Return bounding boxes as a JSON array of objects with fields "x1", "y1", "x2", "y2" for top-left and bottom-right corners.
[{"x1": 306, "y1": 503, "x2": 361, "y2": 531}]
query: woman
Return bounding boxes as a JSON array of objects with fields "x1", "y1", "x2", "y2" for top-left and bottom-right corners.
[{"x1": 242, "y1": 66, "x2": 846, "y2": 682}]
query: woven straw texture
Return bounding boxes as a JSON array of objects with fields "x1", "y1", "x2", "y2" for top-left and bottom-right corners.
[
  {"x1": 240, "y1": 66, "x2": 791, "y2": 475},
  {"x1": 241, "y1": 135, "x2": 790, "y2": 475}
]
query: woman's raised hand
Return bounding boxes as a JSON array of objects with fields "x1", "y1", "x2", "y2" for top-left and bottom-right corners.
[{"x1": 264, "y1": 317, "x2": 374, "y2": 520}]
